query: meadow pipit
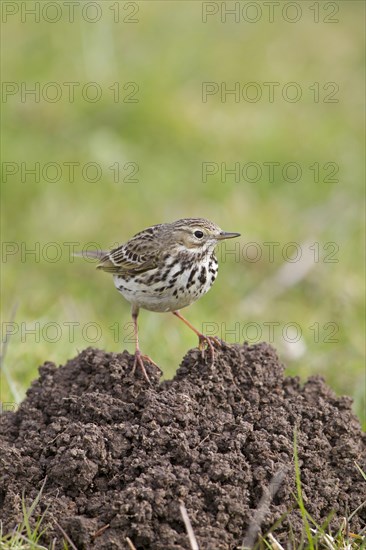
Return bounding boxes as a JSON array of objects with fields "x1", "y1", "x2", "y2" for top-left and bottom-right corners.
[{"x1": 94, "y1": 218, "x2": 240, "y2": 381}]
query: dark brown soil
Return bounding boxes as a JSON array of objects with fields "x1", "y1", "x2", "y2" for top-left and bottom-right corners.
[{"x1": 0, "y1": 343, "x2": 365, "y2": 549}]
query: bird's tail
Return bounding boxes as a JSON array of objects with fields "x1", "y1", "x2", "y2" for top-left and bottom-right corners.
[{"x1": 73, "y1": 250, "x2": 108, "y2": 260}]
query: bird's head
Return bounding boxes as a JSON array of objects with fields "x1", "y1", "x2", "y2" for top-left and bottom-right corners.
[{"x1": 166, "y1": 218, "x2": 240, "y2": 255}]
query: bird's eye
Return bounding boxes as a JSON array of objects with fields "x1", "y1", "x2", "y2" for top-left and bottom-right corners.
[{"x1": 194, "y1": 230, "x2": 204, "y2": 239}]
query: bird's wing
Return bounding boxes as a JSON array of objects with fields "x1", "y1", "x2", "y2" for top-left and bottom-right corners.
[{"x1": 97, "y1": 233, "x2": 162, "y2": 275}]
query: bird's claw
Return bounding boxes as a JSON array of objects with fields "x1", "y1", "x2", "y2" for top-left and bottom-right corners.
[
  {"x1": 198, "y1": 335, "x2": 222, "y2": 366},
  {"x1": 132, "y1": 351, "x2": 161, "y2": 383}
]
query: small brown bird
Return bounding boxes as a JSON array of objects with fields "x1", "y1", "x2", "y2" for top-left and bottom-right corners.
[{"x1": 96, "y1": 218, "x2": 240, "y2": 381}]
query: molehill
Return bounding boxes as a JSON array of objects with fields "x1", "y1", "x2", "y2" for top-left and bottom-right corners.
[{"x1": 0, "y1": 343, "x2": 365, "y2": 549}]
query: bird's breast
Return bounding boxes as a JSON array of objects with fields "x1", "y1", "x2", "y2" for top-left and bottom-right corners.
[{"x1": 113, "y1": 254, "x2": 218, "y2": 312}]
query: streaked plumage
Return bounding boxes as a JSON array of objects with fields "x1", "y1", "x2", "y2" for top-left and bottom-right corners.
[{"x1": 96, "y1": 218, "x2": 240, "y2": 381}]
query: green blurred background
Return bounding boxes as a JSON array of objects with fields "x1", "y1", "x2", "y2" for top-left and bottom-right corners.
[{"x1": 1, "y1": 1, "x2": 365, "y2": 424}]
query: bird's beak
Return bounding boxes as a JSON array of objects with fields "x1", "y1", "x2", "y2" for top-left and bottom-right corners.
[{"x1": 216, "y1": 231, "x2": 241, "y2": 240}]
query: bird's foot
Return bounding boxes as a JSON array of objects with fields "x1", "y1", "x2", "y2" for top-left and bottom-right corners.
[
  {"x1": 197, "y1": 334, "x2": 222, "y2": 366},
  {"x1": 132, "y1": 350, "x2": 161, "y2": 383}
]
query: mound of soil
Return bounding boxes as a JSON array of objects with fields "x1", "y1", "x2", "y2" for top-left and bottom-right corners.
[{"x1": 0, "y1": 343, "x2": 365, "y2": 549}]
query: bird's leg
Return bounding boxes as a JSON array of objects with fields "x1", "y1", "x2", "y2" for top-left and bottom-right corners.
[
  {"x1": 131, "y1": 307, "x2": 160, "y2": 383},
  {"x1": 172, "y1": 311, "x2": 221, "y2": 365}
]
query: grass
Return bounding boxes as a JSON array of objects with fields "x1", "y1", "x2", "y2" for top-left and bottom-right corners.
[
  {"x1": 0, "y1": 479, "x2": 51, "y2": 550},
  {"x1": 293, "y1": 429, "x2": 314, "y2": 547}
]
